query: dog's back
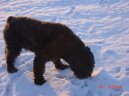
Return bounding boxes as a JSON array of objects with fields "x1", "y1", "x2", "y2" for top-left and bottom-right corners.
[{"x1": 3, "y1": 16, "x2": 84, "y2": 53}]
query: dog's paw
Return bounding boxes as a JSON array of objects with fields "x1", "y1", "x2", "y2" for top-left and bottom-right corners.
[
  {"x1": 7, "y1": 67, "x2": 18, "y2": 73},
  {"x1": 34, "y1": 79, "x2": 46, "y2": 85}
]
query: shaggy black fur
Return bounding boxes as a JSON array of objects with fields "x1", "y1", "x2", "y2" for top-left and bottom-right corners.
[{"x1": 3, "y1": 16, "x2": 95, "y2": 85}]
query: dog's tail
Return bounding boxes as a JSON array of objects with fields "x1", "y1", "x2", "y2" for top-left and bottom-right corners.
[
  {"x1": 7, "y1": 16, "x2": 16, "y2": 24},
  {"x1": 3, "y1": 16, "x2": 16, "y2": 41}
]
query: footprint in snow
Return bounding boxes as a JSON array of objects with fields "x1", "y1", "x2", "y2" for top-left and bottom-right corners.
[
  {"x1": 126, "y1": 50, "x2": 129, "y2": 53},
  {"x1": 102, "y1": 49, "x2": 118, "y2": 62},
  {"x1": 110, "y1": 66, "x2": 121, "y2": 74},
  {"x1": 109, "y1": 88, "x2": 123, "y2": 96},
  {"x1": 86, "y1": 90, "x2": 94, "y2": 96},
  {"x1": 125, "y1": 71, "x2": 129, "y2": 76},
  {"x1": 124, "y1": 67, "x2": 129, "y2": 76},
  {"x1": 125, "y1": 67, "x2": 129, "y2": 72}
]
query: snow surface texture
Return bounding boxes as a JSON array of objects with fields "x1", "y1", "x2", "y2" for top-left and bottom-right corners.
[{"x1": 0, "y1": 0, "x2": 129, "y2": 96}]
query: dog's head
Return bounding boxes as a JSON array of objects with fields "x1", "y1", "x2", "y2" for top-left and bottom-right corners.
[{"x1": 70, "y1": 47, "x2": 95, "y2": 79}]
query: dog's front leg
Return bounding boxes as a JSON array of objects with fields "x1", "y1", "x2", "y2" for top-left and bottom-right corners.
[{"x1": 33, "y1": 55, "x2": 46, "y2": 85}]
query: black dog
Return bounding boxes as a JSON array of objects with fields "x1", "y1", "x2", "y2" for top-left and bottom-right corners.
[{"x1": 3, "y1": 16, "x2": 95, "y2": 85}]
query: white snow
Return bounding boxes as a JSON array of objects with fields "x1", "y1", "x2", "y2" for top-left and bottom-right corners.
[{"x1": 0, "y1": 0, "x2": 129, "y2": 96}]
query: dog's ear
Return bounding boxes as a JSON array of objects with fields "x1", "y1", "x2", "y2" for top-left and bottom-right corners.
[
  {"x1": 84, "y1": 46, "x2": 91, "y2": 52},
  {"x1": 85, "y1": 46, "x2": 95, "y2": 66}
]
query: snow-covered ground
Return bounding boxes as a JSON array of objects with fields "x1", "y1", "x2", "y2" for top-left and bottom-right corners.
[{"x1": 0, "y1": 0, "x2": 129, "y2": 96}]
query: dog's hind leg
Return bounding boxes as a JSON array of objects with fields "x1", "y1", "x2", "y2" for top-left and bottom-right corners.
[
  {"x1": 5, "y1": 46, "x2": 21, "y2": 73},
  {"x1": 53, "y1": 59, "x2": 69, "y2": 70},
  {"x1": 3, "y1": 23, "x2": 22, "y2": 73}
]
